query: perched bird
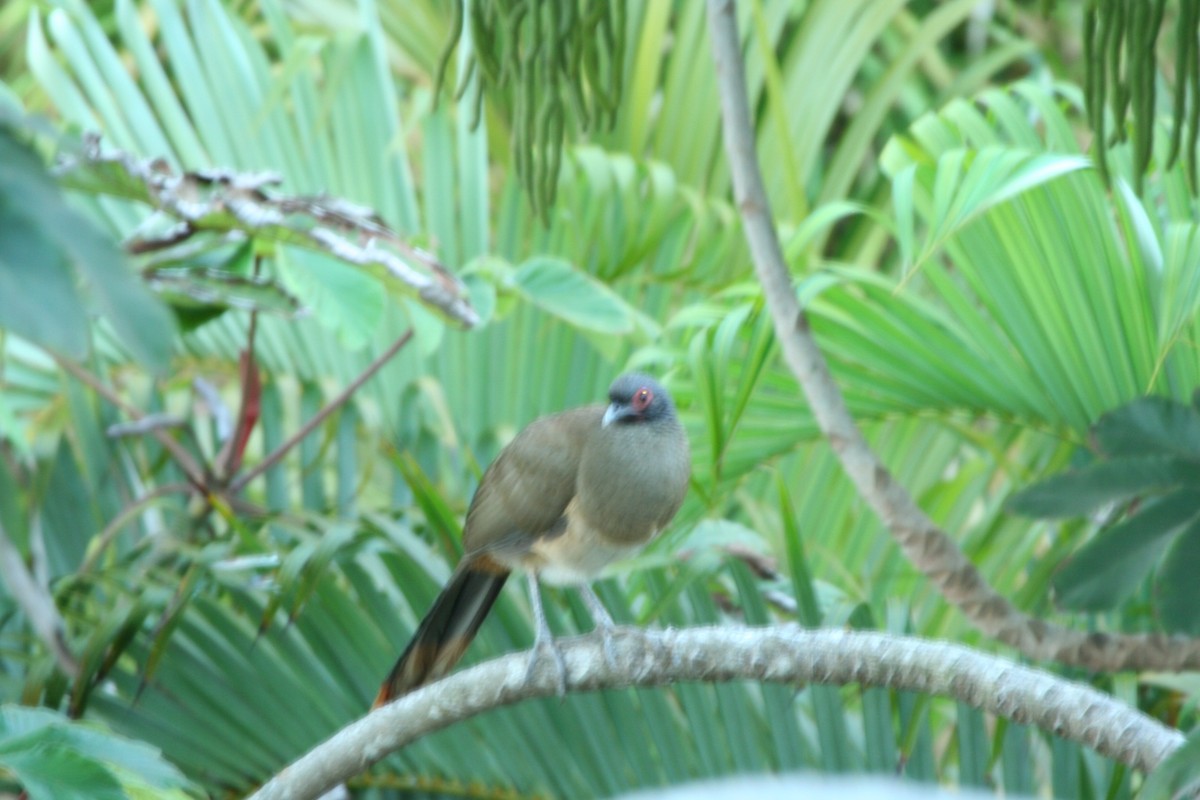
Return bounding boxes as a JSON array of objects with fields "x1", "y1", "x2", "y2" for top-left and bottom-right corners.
[{"x1": 374, "y1": 373, "x2": 690, "y2": 707}]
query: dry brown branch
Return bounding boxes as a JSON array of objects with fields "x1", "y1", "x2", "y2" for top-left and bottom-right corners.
[{"x1": 55, "y1": 136, "x2": 478, "y2": 328}]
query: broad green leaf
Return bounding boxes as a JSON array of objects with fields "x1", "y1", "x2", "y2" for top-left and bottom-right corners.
[
  {"x1": 1092, "y1": 396, "x2": 1200, "y2": 459},
  {"x1": 462, "y1": 272, "x2": 496, "y2": 326},
  {"x1": 0, "y1": 705, "x2": 64, "y2": 740},
  {"x1": 0, "y1": 129, "x2": 89, "y2": 356},
  {"x1": 1157, "y1": 515, "x2": 1200, "y2": 634},
  {"x1": 512, "y1": 257, "x2": 635, "y2": 334},
  {"x1": 0, "y1": 127, "x2": 175, "y2": 369},
  {"x1": 1, "y1": 748, "x2": 124, "y2": 800},
  {"x1": 1006, "y1": 455, "x2": 1198, "y2": 518},
  {"x1": 0, "y1": 216, "x2": 86, "y2": 353},
  {"x1": 60, "y1": 207, "x2": 176, "y2": 372},
  {"x1": 1052, "y1": 489, "x2": 1200, "y2": 611},
  {"x1": 401, "y1": 296, "x2": 445, "y2": 357},
  {"x1": 47, "y1": 728, "x2": 187, "y2": 791},
  {"x1": 276, "y1": 247, "x2": 384, "y2": 350},
  {"x1": 0, "y1": 706, "x2": 188, "y2": 797}
]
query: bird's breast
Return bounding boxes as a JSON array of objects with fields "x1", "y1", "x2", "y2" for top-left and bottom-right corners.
[{"x1": 516, "y1": 499, "x2": 651, "y2": 585}]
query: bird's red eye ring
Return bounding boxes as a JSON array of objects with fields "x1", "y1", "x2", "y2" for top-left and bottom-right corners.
[{"x1": 632, "y1": 387, "x2": 653, "y2": 412}]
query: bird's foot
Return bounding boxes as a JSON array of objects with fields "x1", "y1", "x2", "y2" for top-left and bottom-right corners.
[{"x1": 525, "y1": 636, "x2": 569, "y2": 696}]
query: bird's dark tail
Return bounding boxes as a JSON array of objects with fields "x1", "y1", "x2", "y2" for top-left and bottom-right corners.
[{"x1": 373, "y1": 554, "x2": 510, "y2": 708}]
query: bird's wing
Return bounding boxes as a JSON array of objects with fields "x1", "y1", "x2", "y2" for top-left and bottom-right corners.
[{"x1": 462, "y1": 405, "x2": 603, "y2": 555}]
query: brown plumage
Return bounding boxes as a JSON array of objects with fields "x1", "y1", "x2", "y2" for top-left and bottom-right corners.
[{"x1": 374, "y1": 373, "x2": 690, "y2": 707}]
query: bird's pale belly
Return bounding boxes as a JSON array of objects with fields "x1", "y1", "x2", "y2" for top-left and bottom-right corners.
[{"x1": 516, "y1": 518, "x2": 650, "y2": 585}]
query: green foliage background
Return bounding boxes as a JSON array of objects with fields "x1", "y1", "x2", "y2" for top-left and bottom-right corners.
[{"x1": 1, "y1": 0, "x2": 1199, "y2": 797}]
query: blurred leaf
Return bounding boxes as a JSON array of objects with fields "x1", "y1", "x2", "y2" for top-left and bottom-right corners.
[
  {"x1": 1092, "y1": 396, "x2": 1200, "y2": 459},
  {"x1": 1010, "y1": 394, "x2": 1200, "y2": 622},
  {"x1": 0, "y1": 127, "x2": 89, "y2": 356},
  {"x1": 0, "y1": 234, "x2": 81, "y2": 353},
  {"x1": 1, "y1": 747, "x2": 124, "y2": 800},
  {"x1": 0, "y1": 125, "x2": 175, "y2": 370},
  {"x1": 512, "y1": 257, "x2": 636, "y2": 334},
  {"x1": 1157, "y1": 515, "x2": 1200, "y2": 634},
  {"x1": 276, "y1": 248, "x2": 384, "y2": 350},
  {"x1": 147, "y1": 266, "x2": 299, "y2": 324},
  {"x1": 1006, "y1": 455, "x2": 1198, "y2": 518},
  {"x1": 0, "y1": 706, "x2": 191, "y2": 798},
  {"x1": 1052, "y1": 489, "x2": 1200, "y2": 611}
]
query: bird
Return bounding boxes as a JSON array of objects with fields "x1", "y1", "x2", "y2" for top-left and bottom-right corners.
[{"x1": 373, "y1": 372, "x2": 691, "y2": 707}]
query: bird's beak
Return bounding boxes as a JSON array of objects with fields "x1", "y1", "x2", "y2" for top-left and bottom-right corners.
[{"x1": 602, "y1": 402, "x2": 626, "y2": 428}]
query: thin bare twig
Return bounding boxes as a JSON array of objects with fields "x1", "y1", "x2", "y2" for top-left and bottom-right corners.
[
  {"x1": 704, "y1": 0, "x2": 1200, "y2": 671},
  {"x1": 229, "y1": 328, "x2": 415, "y2": 494},
  {"x1": 247, "y1": 627, "x2": 1184, "y2": 800},
  {"x1": 0, "y1": 519, "x2": 80, "y2": 678},
  {"x1": 54, "y1": 355, "x2": 209, "y2": 490}
]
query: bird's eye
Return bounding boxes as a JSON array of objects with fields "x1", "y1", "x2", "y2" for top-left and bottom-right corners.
[{"x1": 632, "y1": 388, "x2": 653, "y2": 412}]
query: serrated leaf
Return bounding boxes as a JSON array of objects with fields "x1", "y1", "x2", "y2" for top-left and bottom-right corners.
[
  {"x1": 1, "y1": 747, "x2": 124, "y2": 800},
  {"x1": 1006, "y1": 455, "x2": 1197, "y2": 518},
  {"x1": 0, "y1": 706, "x2": 63, "y2": 740},
  {"x1": 1052, "y1": 489, "x2": 1200, "y2": 611},
  {"x1": 1157, "y1": 515, "x2": 1200, "y2": 634},
  {"x1": 53, "y1": 726, "x2": 188, "y2": 792},
  {"x1": 512, "y1": 256, "x2": 635, "y2": 334},
  {"x1": 0, "y1": 708, "x2": 186, "y2": 796},
  {"x1": 1092, "y1": 396, "x2": 1200, "y2": 459}
]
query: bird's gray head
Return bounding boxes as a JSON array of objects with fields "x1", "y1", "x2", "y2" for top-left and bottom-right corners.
[{"x1": 602, "y1": 373, "x2": 677, "y2": 428}]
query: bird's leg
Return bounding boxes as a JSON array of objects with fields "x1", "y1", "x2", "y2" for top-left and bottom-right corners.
[
  {"x1": 580, "y1": 584, "x2": 619, "y2": 669},
  {"x1": 525, "y1": 573, "x2": 568, "y2": 695}
]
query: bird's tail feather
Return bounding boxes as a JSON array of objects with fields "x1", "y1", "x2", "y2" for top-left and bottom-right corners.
[{"x1": 373, "y1": 555, "x2": 509, "y2": 708}]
